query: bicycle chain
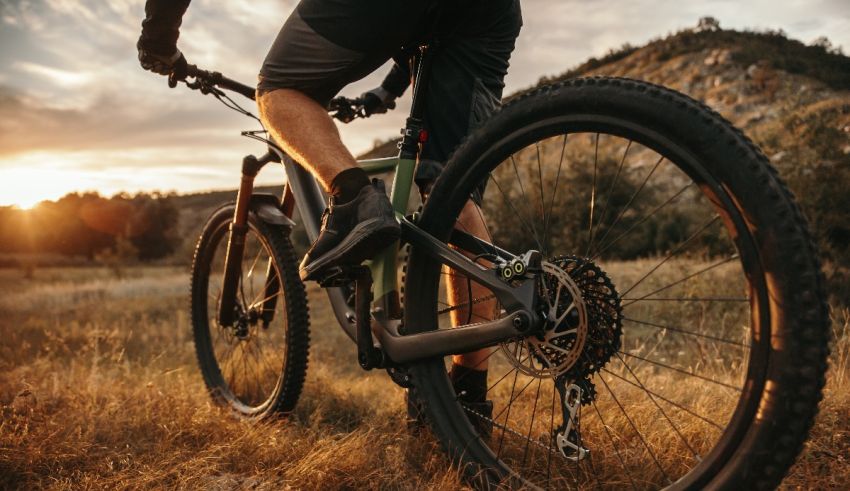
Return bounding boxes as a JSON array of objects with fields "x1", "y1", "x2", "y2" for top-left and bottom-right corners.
[
  {"x1": 459, "y1": 402, "x2": 564, "y2": 457},
  {"x1": 436, "y1": 293, "x2": 498, "y2": 316}
]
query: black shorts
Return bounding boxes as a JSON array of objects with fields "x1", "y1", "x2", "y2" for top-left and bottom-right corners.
[{"x1": 258, "y1": 0, "x2": 522, "y2": 192}]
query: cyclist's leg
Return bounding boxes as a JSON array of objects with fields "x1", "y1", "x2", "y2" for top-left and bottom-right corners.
[
  {"x1": 256, "y1": 6, "x2": 394, "y2": 189},
  {"x1": 255, "y1": 2, "x2": 429, "y2": 278},
  {"x1": 417, "y1": 1, "x2": 522, "y2": 371}
]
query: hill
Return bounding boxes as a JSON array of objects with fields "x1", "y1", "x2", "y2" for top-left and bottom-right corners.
[
  {"x1": 356, "y1": 20, "x2": 850, "y2": 303},
  {"x1": 3, "y1": 22, "x2": 848, "y2": 300}
]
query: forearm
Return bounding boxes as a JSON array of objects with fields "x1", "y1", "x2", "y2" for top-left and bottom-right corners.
[{"x1": 140, "y1": 0, "x2": 191, "y2": 53}]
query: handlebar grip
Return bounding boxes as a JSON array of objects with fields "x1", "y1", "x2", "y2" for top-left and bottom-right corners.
[{"x1": 182, "y1": 64, "x2": 256, "y2": 101}]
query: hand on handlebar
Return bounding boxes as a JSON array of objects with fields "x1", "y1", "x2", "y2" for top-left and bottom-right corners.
[
  {"x1": 360, "y1": 87, "x2": 397, "y2": 116},
  {"x1": 137, "y1": 40, "x2": 188, "y2": 80}
]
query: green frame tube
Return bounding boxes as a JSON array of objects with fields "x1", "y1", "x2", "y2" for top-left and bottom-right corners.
[{"x1": 357, "y1": 155, "x2": 416, "y2": 302}]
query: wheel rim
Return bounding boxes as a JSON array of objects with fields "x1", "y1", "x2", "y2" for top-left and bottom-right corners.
[
  {"x1": 417, "y1": 118, "x2": 770, "y2": 489},
  {"x1": 199, "y1": 218, "x2": 290, "y2": 416}
]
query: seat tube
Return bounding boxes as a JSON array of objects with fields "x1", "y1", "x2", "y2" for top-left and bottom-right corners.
[{"x1": 371, "y1": 45, "x2": 435, "y2": 315}]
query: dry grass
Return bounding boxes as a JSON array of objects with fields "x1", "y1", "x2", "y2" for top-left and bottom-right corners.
[{"x1": 0, "y1": 265, "x2": 847, "y2": 489}]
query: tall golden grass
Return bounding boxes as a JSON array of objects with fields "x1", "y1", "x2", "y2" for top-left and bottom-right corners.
[{"x1": 0, "y1": 266, "x2": 846, "y2": 489}]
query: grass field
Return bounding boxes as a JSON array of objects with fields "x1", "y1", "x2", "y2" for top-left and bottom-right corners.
[{"x1": 0, "y1": 265, "x2": 847, "y2": 489}]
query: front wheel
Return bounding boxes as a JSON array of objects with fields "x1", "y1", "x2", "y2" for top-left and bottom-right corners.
[
  {"x1": 404, "y1": 77, "x2": 829, "y2": 489},
  {"x1": 190, "y1": 204, "x2": 310, "y2": 419}
]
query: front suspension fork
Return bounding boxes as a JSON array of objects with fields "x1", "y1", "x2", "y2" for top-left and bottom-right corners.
[{"x1": 217, "y1": 153, "x2": 275, "y2": 327}]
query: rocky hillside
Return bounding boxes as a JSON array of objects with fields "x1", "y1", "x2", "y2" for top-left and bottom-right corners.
[{"x1": 361, "y1": 21, "x2": 850, "y2": 302}]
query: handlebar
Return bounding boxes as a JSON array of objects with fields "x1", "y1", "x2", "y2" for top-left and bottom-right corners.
[
  {"x1": 170, "y1": 64, "x2": 257, "y2": 100},
  {"x1": 170, "y1": 64, "x2": 393, "y2": 123}
]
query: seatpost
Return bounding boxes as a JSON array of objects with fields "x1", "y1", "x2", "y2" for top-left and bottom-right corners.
[{"x1": 398, "y1": 45, "x2": 435, "y2": 160}]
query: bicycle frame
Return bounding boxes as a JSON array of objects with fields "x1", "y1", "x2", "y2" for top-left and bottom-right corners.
[{"x1": 216, "y1": 46, "x2": 539, "y2": 366}]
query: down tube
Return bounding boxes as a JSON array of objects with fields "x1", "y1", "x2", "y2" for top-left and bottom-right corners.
[{"x1": 368, "y1": 156, "x2": 415, "y2": 310}]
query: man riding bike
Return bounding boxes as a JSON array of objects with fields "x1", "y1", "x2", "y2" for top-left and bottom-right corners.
[{"x1": 137, "y1": 0, "x2": 522, "y2": 429}]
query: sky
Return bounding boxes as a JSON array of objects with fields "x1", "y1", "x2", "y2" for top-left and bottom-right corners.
[{"x1": 0, "y1": 0, "x2": 848, "y2": 208}]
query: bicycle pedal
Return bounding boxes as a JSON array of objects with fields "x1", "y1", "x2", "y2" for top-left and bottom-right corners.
[
  {"x1": 315, "y1": 267, "x2": 350, "y2": 287},
  {"x1": 315, "y1": 265, "x2": 368, "y2": 288}
]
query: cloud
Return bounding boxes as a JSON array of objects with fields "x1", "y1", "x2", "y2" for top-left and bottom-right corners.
[
  {"x1": 0, "y1": 0, "x2": 849, "y2": 206},
  {"x1": 12, "y1": 61, "x2": 92, "y2": 86}
]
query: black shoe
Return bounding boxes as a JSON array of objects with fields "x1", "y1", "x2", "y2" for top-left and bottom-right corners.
[{"x1": 299, "y1": 179, "x2": 400, "y2": 282}]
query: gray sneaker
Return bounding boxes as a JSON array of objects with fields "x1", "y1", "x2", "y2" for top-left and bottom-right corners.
[{"x1": 299, "y1": 179, "x2": 400, "y2": 282}]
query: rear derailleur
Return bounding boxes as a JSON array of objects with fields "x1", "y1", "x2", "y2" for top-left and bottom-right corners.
[{"x1": 554, "y1": 377, "x2": 595, "y2": 461}]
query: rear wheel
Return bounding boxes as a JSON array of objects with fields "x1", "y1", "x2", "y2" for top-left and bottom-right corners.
[
  {"x1": 404, "y1": 78, "x2": 829, "y2": 489},
  {"x1": 190, "y1": 204, "x2": 309, "y2": 419}
]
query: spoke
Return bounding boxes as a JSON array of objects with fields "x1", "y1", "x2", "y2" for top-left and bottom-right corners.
[
  {"x1": 496, "y1": 347, "x2": 524, "y2": 457},
  {"x1": 488, "y1": 174, "x2": 544, "y2": 252},
  {"x1": 615, "y1": 352, "x2": 700, "y2": 460},
  {"x1": 590, "y1": 182, "x2": 694, "y2": 261},
  {"x1": 248, "y1": 270, "x2": 277, "y2": 310},
  {"x1": 252, "y1": 335, "x2": 281, "y2": 393},
  {"x1": 590, "y1": 155, "x2": 665, "y2": 258},
  {"x1": 585, "y1": 133, "x2": 600, "y2": 257},
  {"x1": 471, "y1": 201, "x2": 498, "y2": 259},
  {"x1": 623, "y1": 316, "x2": 750, "y2": 347},
  {"x1": 601, "y1": 368, "x2": 724, "y2": 430},
  {"x1": 546, "y1": 381, "x2": 557, "y2": 487},
  {"x1": 597, "y1": 372, "x2": 671, "y2": 484},
  {"x1": 453, "y1": 213, "x2": 493, "y2": 262},
  {"x1": 623, "y1": 297, "x2": 748, "y2": 302},
  {"x1": 542, "y1": 134, "x2": 568, "y2": 255},
  {"x1": 621, "y1": 254, "x2": 740, "y2": 307},
  {"x1": 510, "y1": 155, "x2": 545, "y2": 249},
  {"x1": 587, "y1": 139, "x2": 631, "y2": 256},
  {"x1": 246, "y1": 339, "x2": 266, "y2": 402},
  {"x1": 248, "y1": 290, "x2": 283, "y2": 310},
  {"x1": 245, "y1": 245, "x2": 263, "y2": 282},
  {"x1": 618, "y1": 351, "x2": 743, "y2": 392},
  {"x1": 238, "y1": 267, "x2": 248, "y2": 312},
  {"x1": 535, "y1": 142, "x2": 547, "y2": 254},
  {"x1": 447, "y1": 348, "x2": 499, "y2": 386},
  {"x1": 520, "y1": 378, "x2": 543, "y2": 469},
  {"x1": 239, "y1": 342, "x2": 251, "y2": 401},
  {"x1": 436, "y1": 295, "x2": 497, "y2": 318},
  {"x1": 620, "y1": 214, "x2": 721, "y2": 297},
  {"x1": 591, "y1": 399, "x2": 639, "y2": 490}
]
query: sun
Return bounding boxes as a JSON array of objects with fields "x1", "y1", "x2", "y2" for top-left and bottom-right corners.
[
  {"x1": 0, "y1": 164, "x2": 98, "y2": 209},
  {"x1": 11, "y1": 195, "x2": 42, "y2": 210}
]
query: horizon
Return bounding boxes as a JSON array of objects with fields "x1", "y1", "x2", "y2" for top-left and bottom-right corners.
[{"x1": 1, "y1": 0, "x2": 849, "y2": 208}]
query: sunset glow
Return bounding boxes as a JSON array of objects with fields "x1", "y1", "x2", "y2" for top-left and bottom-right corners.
[
  {"x1": 0, "y1": 166, "x2": 98, "y2": 209},
  {"x1": 0, "y1": 1, "x2": 847, "y2": 204}
]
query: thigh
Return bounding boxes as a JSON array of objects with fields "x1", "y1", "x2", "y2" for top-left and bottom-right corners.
[{"x1": 258, "y1": 0, "x2": 432, "y2": 106}]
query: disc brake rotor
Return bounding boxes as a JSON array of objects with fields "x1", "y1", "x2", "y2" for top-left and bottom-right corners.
[{"x1": 501, "y1": 260, "x2": 589, "y2": 378}]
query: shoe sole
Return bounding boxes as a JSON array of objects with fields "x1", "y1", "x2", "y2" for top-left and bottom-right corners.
[{"x1": 299, "y1": 217, "x2": 400, "y2": 281}]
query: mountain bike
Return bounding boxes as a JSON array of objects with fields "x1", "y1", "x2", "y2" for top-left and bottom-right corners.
[{"x1": 178, "y1": 44, "x2": 829, "y2": 489}]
